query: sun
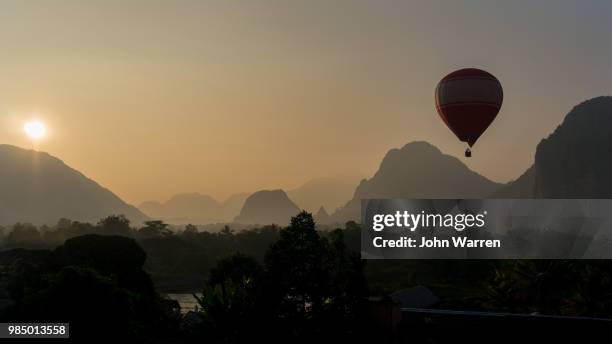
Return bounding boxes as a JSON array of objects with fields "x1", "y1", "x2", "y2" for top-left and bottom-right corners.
[{"x1": 24, "y1": 120, "x2": 47, "y2": 140}]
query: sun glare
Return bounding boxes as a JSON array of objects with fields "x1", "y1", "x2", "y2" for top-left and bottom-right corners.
[{"x1": 24, "y1": 120, "x2": 47, "y2": 140}]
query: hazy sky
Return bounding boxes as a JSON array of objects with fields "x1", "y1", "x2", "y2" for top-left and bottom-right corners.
[{"x1": 1, "y1": 0, "x2": 611, "y2": 204}]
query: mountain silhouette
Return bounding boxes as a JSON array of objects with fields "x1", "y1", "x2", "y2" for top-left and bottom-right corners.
[
  {"x1": 0, "y1": 145, "x2": 147, "y2": 226},
  {"x1": 220, "y1": 192, "x2": 251, "y2": 220},
  {"x1": 139, "y1": 192, "x2": 248, "y2": 224},
  {"x1": 490, "y1": 166, "x2": 535, "y2": 198},
  {"x1": 314, "y1": 206, "x2": 331, "y2": 224},
  {"x1": 331, "y1": 141, "x2": 501, "y2": 222},
  {"x1": 233, "y1": 189, "x2": 301, "y2": 225},
  {"x1": 493, "y1": 96, "x2": 612, "y2": 198},
  {"x1": 287, "y1": 175, "x2": 362, "y2": 213},
  {"x1": 535, "y1": 96, "x2": 612, "y2": 198}
]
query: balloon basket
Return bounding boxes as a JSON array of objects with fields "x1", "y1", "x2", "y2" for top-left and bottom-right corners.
[{"x1": 465, "y1": 148, "x2": 472, "y2": 158}]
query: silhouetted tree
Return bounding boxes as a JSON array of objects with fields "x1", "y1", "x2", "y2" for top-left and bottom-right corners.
[
  {"x1": 195, "y1": 253, "x2": 265, "y2": 342},
  {"x1": 183, "y1": 224, "x2": 199, "y2": 237},
  {"x1": 54, "y1": 234, "x2": 154, "y2": 296},
  {"x1": 208, "y1": 253, "x2": 264, "y2": 286},
  {"x1": 138, "y1": 220, "x2": 172, "y2": 239},
  {"x1": 322, "y1": 229, "x2": 367, "y2": 318},
  {"x1": 265, "y1": 211, "x2": 326, "y2": 319},
  {"x1": 11, "y1": 266, "x2": 136, "y2": 339},
  {"x1": 97, "y1": 215, "x2": 133, "y2": 236},
  {"x1": 4, "y1": 235, "x2": 179, "y2": 341}
]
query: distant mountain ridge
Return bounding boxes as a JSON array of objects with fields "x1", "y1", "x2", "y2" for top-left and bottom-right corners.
[
  {"x1": 490, "y1": 166, "x2": 535, "y2": 198},
  {"x1": 6, "y1": 97, "x2": 610, "y2": 228},
  {"x1": 334, "y1": 96, "x2": 612, "y2": 223},
  {"x1": 535, "y1": 96, "x2": 612, "y2": 198},
  {"x1": 0, "y1": 145, "x2": 147, "y2": 226},
  {"x1": 140, "y1": 175, "x2": 361, "y2": 225},
  {"x1": 287, "y1": 176, "x2": 362, "y2": 213},
  {"x1": 234, "y1": 189, "x2": 300, "y2": 226},
  {"x1": 331, "y1": 141, "x2": 502, "y2": 223},
  {"x1": 494, "y1": 96, "x2": 612, "y2": 198},
  {"x1": 139, "y1": 192, "x2": 248, "y2": 224}
]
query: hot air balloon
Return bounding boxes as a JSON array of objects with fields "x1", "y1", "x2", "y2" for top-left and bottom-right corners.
[{"x1": 435, "y1": 68, "x2": 503, "y2": 157}]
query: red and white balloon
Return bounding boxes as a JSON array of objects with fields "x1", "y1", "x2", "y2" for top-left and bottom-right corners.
[{"x1": 435, "y1": 68, "x2": 503, "y2": 156}]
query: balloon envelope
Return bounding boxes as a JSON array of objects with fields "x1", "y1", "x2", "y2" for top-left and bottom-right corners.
[{"x1": 435, "y1": 68, "x2": 503, "y2": 147}]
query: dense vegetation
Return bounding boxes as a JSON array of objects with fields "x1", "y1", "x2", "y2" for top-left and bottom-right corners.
[
  {"x1": 2, "y1": 213, "x2": 612, "y2": 341},
  {"x1": 0, "y1": 213, "x2": 368, "y2": 342}
]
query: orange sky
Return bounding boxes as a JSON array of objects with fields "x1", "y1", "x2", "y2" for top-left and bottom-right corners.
[{"x1": 1, "y1": 1, "x2": 611, "y2": 204}]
